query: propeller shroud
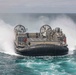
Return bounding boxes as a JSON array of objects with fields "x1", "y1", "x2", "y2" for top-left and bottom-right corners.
[
  {"x1": 40, "y1": 25, "x2": 52, "y2": 37},
  {"x1": 14, "y1": 25, "x2": 26, "y2": 33}
]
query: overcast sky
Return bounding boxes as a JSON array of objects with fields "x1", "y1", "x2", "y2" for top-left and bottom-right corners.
[{"x1": 0, "y1": 0, "x2": 76, "y2": 13}]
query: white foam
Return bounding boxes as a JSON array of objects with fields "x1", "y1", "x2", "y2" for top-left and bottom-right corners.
[
  {"x1": 0, "y1": 20, "x2": 17, "y2": 55},
  {"x1": 49, "y1": 15, "x2": 76, "y2": 51}
]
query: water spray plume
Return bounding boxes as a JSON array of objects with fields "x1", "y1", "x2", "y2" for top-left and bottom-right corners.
[
  {"x1": 50, "y1": 16, "x2": 76, "y2": 51},
  {"x1": 0, "y1": 20, "x2": 17, "y2": 55}
]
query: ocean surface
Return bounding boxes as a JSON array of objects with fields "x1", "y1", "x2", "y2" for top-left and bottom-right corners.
[
  {"x1": 0, "y1": 53, "x2": 76, "y2": 75},
  {"x1": 0, "y1": 13, "x2": 76, "y2": 75}
]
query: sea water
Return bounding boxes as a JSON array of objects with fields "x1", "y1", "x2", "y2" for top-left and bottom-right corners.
[
  {"x1": 0, "y1": 53, "x2": 76, "y2": 75},
  {"x1": 0, "y1": 13, "x2": 76, "y2": 75}
]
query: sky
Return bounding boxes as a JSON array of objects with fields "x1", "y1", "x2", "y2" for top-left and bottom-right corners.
[{"x1": 0, "y1": 0, "x2": 76, "y2": 13}]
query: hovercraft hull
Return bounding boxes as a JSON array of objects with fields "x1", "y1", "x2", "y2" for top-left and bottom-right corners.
[{"x1": 15, "y1": 44, "x2": 68, "y2": 56}]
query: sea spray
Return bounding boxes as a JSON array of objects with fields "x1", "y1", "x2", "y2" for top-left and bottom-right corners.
[
  {"x1": 0, "y1": 20, "x2": 17, "y2": 55},
  {"x1": 49, "y1": 15, "x2": 76, "y2": 52}
]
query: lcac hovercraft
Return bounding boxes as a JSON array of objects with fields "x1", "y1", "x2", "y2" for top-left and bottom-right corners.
[{"x1": 14, "y1": 24, "x2": 68, "y2": 56}]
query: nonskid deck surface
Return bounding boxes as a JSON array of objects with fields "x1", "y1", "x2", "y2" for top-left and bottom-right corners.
[{"x1": 16, "y1": 44, "x2": 68, "y2": 56}]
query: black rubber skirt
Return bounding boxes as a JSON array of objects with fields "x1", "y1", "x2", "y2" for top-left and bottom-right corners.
[{"x1": 15, "y1": 44, "x2": 69, "y2": 56}]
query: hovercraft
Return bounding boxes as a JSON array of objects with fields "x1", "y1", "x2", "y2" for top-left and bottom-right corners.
[{"x1": 14, "y1": 24, "x2": 68, "y2": 56}]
